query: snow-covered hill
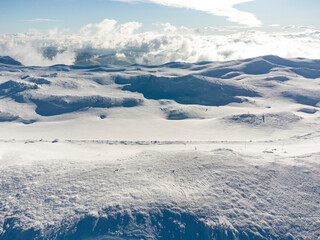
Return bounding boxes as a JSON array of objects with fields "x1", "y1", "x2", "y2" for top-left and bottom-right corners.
[{"x1": 0, "y1": 55, "x2": 319, "y2": 239}]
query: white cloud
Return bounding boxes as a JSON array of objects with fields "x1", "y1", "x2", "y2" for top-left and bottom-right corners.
[
  {"x1": 115, "y1": 0, "x2": 261, "y2": 27},
  {"x1": 269, "y1": 24, "x2": 280, "y2": 27},
  {"x1": 283, "y1": 25, "x2": 297, "y2": 30},
  {"x1": 0, "y1": 32, "x2": 76, "y2": 66},
  {"x1": 79, "y1": 19, "x2": 142, "y2": 49},
  {"x1": 1, "y1": 19, "x2": 320, "y2": 66},
  {"x1": 25, "y1": 18, "x2": 58, "y2": 23}
]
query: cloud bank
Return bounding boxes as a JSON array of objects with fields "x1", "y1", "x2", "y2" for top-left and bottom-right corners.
[
  {"x1": 1, "y1": 19, "x2": 320, "y2": 66},
  {"x1": 116, "y1": 0, "x2": 261, "y2": 27}
]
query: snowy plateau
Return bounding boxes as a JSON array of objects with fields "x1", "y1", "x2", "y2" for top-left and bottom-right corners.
[{"x1": 0, "y1": 55, "x2": 319, "y2": 240}]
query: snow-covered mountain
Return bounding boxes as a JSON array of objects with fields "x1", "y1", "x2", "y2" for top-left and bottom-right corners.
[{"x1": 0, "y1": 55, "x2": 319, "y2": 239}]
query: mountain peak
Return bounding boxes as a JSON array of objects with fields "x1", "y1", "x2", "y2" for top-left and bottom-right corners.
[{"x1": 0, "y1": 56, "x2": 23, "y2": 66}]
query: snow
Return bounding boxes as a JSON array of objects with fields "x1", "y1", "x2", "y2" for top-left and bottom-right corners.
[{"x1": 0, "y1": 55, "x2": 320, "y2": 239}]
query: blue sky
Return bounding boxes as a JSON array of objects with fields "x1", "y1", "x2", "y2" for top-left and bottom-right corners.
[
  {"x1": 0, "y1": 0, "x2": 319, "y2": 34},
  {"x1": 0, "y1": 0, "x2": 320, "y2": 66}
]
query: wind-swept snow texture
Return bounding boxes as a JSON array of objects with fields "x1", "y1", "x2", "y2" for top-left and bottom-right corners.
[{"x1": 0, "y1": 55, "x2": 320, "y2": 239}]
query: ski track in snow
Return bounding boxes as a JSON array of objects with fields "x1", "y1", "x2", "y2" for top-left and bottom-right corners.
[{"x1": 0, "y1": 55, "x2": 320, "y2": 239}]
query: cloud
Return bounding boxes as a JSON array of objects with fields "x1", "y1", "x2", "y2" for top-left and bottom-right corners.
[
  {"x1": 25, "y1": 18, "x2": 58, "y2": 23},
  {"x1": 269, "y1": 24, "x2": 280, "y2": 28},
  {"x1": 1, "y1": 19, "x2": 320, "y2": 66},
  {"x1": 0, "y1": 32, "x2": 76, "y2": 66},
  {"x1": 283, "y1": 25, "x2": 297, "y2": 30},
  {"x1": 115, "y1": 0, "x2": 261, "y2": 27},
  {"x1": 79, "y1": 19, "x2": 143, "y2": 49}
]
